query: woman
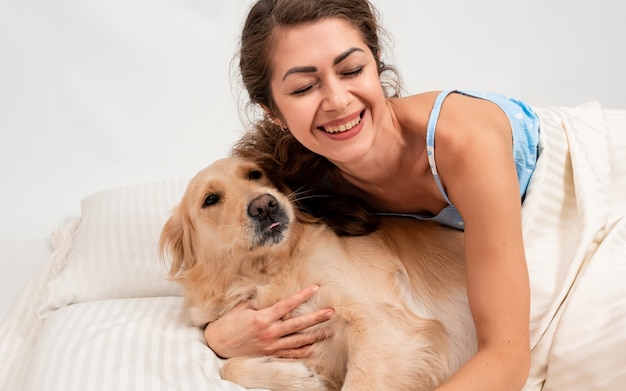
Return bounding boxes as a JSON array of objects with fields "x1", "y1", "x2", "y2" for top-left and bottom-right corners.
[{"x1": 206, "y1": 0, "x2": 536, "y2": 389}]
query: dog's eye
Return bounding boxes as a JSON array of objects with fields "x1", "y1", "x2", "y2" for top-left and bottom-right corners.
[
  {"x1": 202, "y1": 194, "x2": 220, "y2": 208},
  {"x1": 248, "y1": 170, "x2": 263, "y2": 181}
]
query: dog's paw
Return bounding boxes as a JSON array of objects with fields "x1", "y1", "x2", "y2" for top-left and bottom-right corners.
[{"x1": 221, "y1": 356, "x2": 329, "y2": 391}]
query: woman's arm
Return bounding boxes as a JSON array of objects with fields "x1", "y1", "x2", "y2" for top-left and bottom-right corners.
[
  {"x1": 433, "y1": 94, "x2": 531, "y2": 390},
  {"x1": 204, "y1": 285, "x2": 334, "y2": 358}
]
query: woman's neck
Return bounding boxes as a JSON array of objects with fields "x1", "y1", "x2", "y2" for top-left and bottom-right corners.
[{"x1": 330, "y1": 93, "x2": 447, "y2": 214}]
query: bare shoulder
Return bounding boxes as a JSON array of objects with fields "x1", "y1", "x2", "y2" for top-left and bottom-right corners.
[
  {"x1": 433, "y1": 92, "x2": 522, "y2": 228},
  {"x1": 390, "y1": 90, "x2": 514, "y2": 176},
  {"x1": 388, "y1": 91, "x2": 440, "y2": 136},
  {"x1": 435, "y1": 92, "x2": 512, "y2": 149},
  {"x1": 425, "y1": 91, "x2": 519, "y2": 204}
]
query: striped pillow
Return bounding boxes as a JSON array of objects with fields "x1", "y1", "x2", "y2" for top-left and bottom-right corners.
[
  {"x1": 40, "y1": 179, "x2": 189, "y2": 315},
  {"x1": 24, "y1": 297, "x2": 263, "y2": 391}
]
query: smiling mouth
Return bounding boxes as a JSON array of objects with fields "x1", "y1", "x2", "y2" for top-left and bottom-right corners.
[{"x1": 319, "y1": 111, "x2": 364, "y2": 134}]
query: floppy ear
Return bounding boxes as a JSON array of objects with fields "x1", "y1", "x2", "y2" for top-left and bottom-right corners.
[{"x1": 158, "y1": 208, "x2": 196, "y2": 279}]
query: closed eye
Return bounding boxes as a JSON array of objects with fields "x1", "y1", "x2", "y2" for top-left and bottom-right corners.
[
  {"x1": 291, "y1": 84, "x2": 315, "y2": 96},
  {"x1": 290, "y1": 67, "x2": 363, "y2": 96},
  {"x1": 343, "y1": 66, "x2": 363, "y2": 77},
  {"x1": 202, "y1": 194, "x2": 220, "y2": 208}
]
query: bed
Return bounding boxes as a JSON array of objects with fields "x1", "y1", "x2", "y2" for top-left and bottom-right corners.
[
  {"x1": 1, "y1": 101, "x2": 625, "y2": 390},
  {"x1": 3, "y1": 0, "x2": 626, "y2": 389}
]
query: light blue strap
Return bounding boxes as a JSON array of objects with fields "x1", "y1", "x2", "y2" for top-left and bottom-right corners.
[{"x1": 426, "y1": 90, "x2": 455, "y2": 205}]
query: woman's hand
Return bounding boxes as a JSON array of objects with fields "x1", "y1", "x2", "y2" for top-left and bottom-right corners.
[{"x1": 204, "y1": 285, "x2": 334, "y2": 359}]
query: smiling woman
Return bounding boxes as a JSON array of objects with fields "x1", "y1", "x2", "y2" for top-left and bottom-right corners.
[
  {"x1": 265, "y1": 19, "x2": 390, "y2": 161},
  {"x1": 1, "y1": 0, "x2": 626, "y2": 390}
]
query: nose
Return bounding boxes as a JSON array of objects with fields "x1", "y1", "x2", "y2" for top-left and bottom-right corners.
[
  {"x1": 247, "y1": 194, "x2": 279, "y2": 220},
  {"x1": 321, "y1": 79, "x2": 350, "y2": 112}
]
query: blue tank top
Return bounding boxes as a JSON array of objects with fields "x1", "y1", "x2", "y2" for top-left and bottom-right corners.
[{"x1": 377, "y1": 90, "x2": 540, "y2": 230}]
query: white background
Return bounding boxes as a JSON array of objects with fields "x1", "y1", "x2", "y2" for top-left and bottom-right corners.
[{"x1": 1, "y1": 0, "x2": 625, "y2": 321}]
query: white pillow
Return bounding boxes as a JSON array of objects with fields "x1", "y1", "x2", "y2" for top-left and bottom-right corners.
[
  {"x1": 25, "y1": 297, "x2": 266, "y2": 391},
  {"x1": 41, "y1": 179, "x2": 189, "y2": 315}
]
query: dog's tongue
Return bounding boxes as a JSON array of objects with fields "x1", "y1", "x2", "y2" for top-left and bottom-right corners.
[{"x1": 269, "y1": 222, "x2": 281, "y2": 230}]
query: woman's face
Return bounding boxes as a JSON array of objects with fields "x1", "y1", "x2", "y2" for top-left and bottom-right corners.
[{"x1": 268, "y1": 17, "x2": 387, "y2": 165}]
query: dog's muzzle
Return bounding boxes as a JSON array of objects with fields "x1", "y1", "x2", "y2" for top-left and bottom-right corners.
[{"x1": 247, "y1": 193, "x2": 290, "y2": 246}]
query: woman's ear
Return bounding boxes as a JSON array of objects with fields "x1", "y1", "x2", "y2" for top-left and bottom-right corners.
[{"x1": 261, "y1": 104, "x2": 287, "y2": 130}]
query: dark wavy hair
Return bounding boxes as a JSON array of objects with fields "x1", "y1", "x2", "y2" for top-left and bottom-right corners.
[{"x1": 232, "y1": 0, "x2": 403, "y2": 236}]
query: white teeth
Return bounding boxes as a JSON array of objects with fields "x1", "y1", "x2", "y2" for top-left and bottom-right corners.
[{"x1": 323, "y1": 114, "x2": 362, "y2": 134}]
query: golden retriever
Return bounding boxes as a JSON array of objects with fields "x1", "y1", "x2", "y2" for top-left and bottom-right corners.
[{"x1": 159, "y1": 156, "x2": 476, "y2": 391}]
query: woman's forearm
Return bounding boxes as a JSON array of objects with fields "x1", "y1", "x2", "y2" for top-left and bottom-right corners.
[{"x1": 435, "y1": 346, "x2": 530, "y2": 391}]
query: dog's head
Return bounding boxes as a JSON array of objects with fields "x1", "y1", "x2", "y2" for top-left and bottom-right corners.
[{"x1": 159, "y1": 156, "x2": 300, "y2": 280}]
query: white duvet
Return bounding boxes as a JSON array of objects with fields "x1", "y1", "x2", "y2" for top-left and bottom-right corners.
[{"x1": 1, "y1": 102, "x2": 625, "y2": 390}]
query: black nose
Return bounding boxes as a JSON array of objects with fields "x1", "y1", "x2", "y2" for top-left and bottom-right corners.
[{"x1": 247, "y1": 194, "x2": 279, "y2": 220}]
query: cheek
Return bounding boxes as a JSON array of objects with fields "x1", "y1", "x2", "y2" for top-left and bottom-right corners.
[
  {"x1": 362, "y1": 78, "x2": 387, "y2": 121},
  {"x1": 270, "y1": 84, "x2": 313, "y2": 124},
  {"x1": 362, "y1": 71, "x2": 386, "y2": 102},
  {"x1": 279, "y1": 100, "x2": 319, "y2": 140}
]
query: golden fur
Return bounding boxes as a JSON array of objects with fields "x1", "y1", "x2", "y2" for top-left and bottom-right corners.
[{"x1": 159, "y1": 156, "x2": 476, "y2": 391}]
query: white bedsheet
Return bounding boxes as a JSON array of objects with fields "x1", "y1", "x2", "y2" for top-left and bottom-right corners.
[
  {"x1": 1, "y1": 103, "x2": 625, "y2": 390},
  {"x1": 522, "y1": 103, "x2": 626, "y2": 389}
]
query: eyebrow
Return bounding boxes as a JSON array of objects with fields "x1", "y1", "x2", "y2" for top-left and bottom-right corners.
[{"x1": 282, "y1": 47, "x2": 365, "y2": 81}]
